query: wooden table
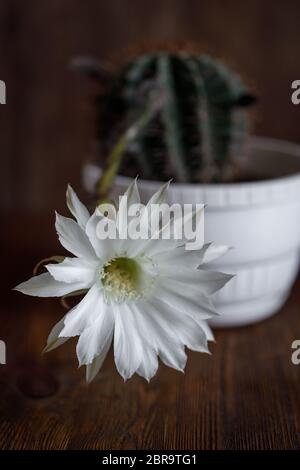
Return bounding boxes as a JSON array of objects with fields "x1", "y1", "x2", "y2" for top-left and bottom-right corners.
[{"x1": 1, "y1": 213, "x2": 300, "y2": 450}]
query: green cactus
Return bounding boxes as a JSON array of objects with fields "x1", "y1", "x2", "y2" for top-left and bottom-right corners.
[{"x1": 73, "y1": 51, "x2": 255, "y2": 187}]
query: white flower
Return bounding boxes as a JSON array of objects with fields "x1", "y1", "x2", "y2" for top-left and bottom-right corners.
[{"x1": 14, "y1": 182, "x2": 232, "y2": 382}]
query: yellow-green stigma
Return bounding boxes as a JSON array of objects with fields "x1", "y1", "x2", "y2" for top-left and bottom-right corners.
[{"x1": 101, "y1": 257, "x2": 142, "y2": 303}]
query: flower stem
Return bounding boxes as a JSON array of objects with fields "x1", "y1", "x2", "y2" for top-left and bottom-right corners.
[{"x1": 96, "y1": 88, "x2": 164, "y2": 203}]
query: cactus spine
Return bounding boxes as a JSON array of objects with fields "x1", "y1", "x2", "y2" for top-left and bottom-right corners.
[{"x1": 74, "y1": 51, "x2": 255, "y2": 185}]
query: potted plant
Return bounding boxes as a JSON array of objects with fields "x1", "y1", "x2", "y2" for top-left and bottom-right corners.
[{"x1": 73, "y1": 48, "x2": 300, "y2": 327}]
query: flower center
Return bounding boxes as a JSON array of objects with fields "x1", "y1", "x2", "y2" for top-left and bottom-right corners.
[{"x1": 101, "y1": 257, "x2": 142, "y2": 303}]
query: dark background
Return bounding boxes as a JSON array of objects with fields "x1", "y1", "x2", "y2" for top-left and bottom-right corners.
[{"x1": 0, "y1": 0, "x2": 300, "y2": 212}]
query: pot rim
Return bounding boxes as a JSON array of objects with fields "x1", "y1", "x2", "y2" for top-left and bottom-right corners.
[
  {"x1": 113, "y1": 136, "x2": 300, "y2": 189},
  {"x1": 83, "y1": 136, "x2": 300, "y2": 208}
]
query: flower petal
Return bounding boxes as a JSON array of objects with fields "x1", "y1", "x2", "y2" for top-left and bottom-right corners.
[
  {"x1": 14, "y1": 272, "x2": 87, "y2": 297},
  {"x1": 155, "y1": 280, "x2": 219, "y2": 319},
  {"x1": 196, "y1": 320, "x2": 215, "y2": 342},
  {"x1": 76, "y1": 303, "x2": 114, "y2": 366},
  {"x1": 43, "y1": 315, "x2": 69, "y2": 353},
  {"x1": 116, "y1": 178, "x2": 140, "y2": 234},
  {"x1": 173, "y1": 203, "x2": 204, "y2": 250},
  {"x1": 60, "y1": 284, "x2": 104, "y2": 337},
  {"x1": 66, "y1": 185, "x2": 90, "y2": 229},
  {"x1": 85, "y1": 209, "x2": 117, "y2": 262},
  {"x1": 152, "y1": 243, "x2": 232, "y2": 271},
  {"x1": 127, "y1": 181, "x2": 171, "y2": 257},
  {"x1": 132, "y1": 302, "x2": 187, "y2": 372},
  {"x1": 46, "y1": 257, "x2": 97, "y2": 285},
  {"x1": 152, "y1": 245, "x2": 201, "y2": 269},
  {"x1": 113, "y1": 304, "x2": 143, "y2": 380},
  {"x1": 147, "y1": 297, "x2": 209, "y2": 354},
  {"x1": 144, "y1": 288, "x2": 214, "y2": 345},
  {"x1": 86, "y1": 339, "x2": 112, "y2": 383},
  {"x1": 137, "y1": 346, "x2": 158, "y2": 382},
  {"x1": 55, "y1": 212, "x2": 96, "y2": 261},
  {"x1": 136, "y1": 234, "x2": 181, "y2": 258},
  {"x1": 199, "y1": 243, "x2": 232, "y2": 265},
  {"x1": 159, "y1": 266, "x2": 233, "y2": 295},
  {"x1": 140, "y1": 180, "x2": 170, "y2": 229}
]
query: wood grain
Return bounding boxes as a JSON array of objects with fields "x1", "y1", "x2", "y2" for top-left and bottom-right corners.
[{"x1": 1, "y1": 213, "x2": 300, "y2": 450}]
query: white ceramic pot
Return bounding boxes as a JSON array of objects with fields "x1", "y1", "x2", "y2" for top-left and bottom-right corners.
[{"x1": 83, "y1": 137, "x2": 300, "y2": 328}]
